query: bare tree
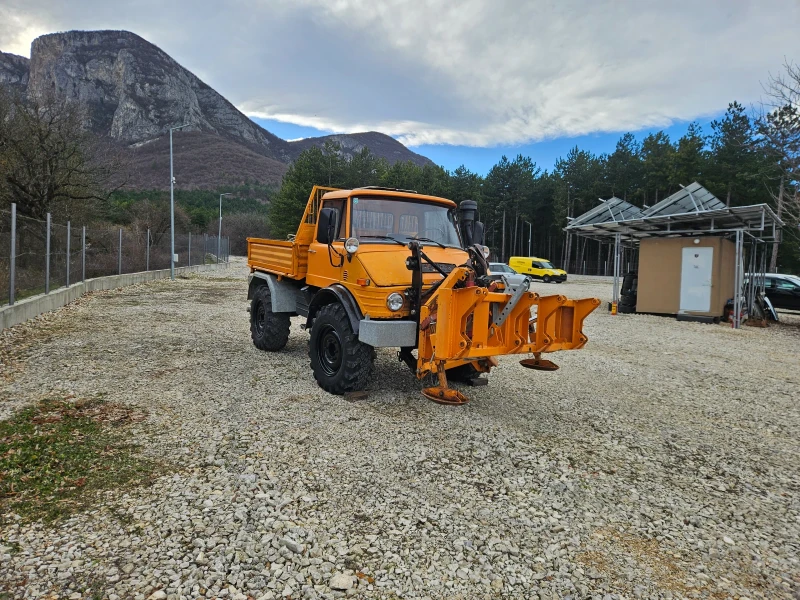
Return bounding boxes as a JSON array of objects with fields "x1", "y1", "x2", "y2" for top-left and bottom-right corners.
[
  {"x1": 757, "y1": 61, "x2": 800, "y2": 271},
  {"x1": 0, "y1": 89, "x2": 125, "y2": 222}
]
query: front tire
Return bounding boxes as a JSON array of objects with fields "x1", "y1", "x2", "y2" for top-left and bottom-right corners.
[
  {"x1": 543, "y1": 275, "x2": 551, "y2": 283},
  {"x1": 309, "y1": 303, "x2": 374, "y2": 394},
  {"x1": 250, "y1": 285, "x2": 290, "y2": 351}
]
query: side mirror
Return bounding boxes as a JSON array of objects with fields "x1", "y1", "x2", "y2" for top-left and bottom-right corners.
[{"x1": 317, "y1": 207, "x2": 338, "y2": 244}]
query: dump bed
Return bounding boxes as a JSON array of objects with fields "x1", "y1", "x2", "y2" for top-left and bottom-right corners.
[{"x1": 247, "y1": 186, "x2": 339, "y2": 280}]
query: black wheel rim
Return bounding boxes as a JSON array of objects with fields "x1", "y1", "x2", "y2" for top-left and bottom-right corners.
[
  {"x1": 255, "y1": 302, "x2": 266, "y2": 335},
  {"x1": 317, "y1": 324, "x2": 343, "y2": 377}
]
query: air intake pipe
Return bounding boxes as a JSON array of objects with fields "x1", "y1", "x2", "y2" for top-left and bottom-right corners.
[{"x1": 458, "y1": 200, "x2": 485, "y2": 247}]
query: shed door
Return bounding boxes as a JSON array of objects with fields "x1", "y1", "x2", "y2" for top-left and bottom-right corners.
[{"x1": 680, "y1": 247, "x2": 713, "y2": 312}]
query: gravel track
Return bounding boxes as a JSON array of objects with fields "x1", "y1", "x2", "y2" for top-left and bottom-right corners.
[{"x1": 1, "y1": 259, "x2": 798, "y2": 600}]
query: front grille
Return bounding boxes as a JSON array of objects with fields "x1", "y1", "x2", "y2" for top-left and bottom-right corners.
[{"x1": 421, "y1": 262, "x2": 456, "y2": 274}]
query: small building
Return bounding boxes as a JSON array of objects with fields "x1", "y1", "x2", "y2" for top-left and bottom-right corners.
[{"x1": 564, "y1": 183, "x2": 783, "y2": 327}]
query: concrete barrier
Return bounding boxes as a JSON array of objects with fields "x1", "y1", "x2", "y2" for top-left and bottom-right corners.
[{"x1": 1, "y1": 263, "x2": 227, "y2": 330}]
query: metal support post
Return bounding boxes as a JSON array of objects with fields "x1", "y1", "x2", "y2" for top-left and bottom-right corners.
[
  {"x1": 9, "y1": 203, "x2": 16, "y2": 305},
  {"x1": 118, "y1": 228, "x2": 123, "y2": 275},
  {"x1": 188, "y1": 232, "x2": 192, "y2": 267},
  {"x1": 204, "y1": 234, "x2": 207, "y2": 264},
  {"x1": 612, "y1": 233, "x2": 621, "y2": 305},
  {"x1": 45, "y1": 213, "x2": 51, "y2": 294},
  {"x1": 733, "y1": 230, "x2": 743, "y2": 329},
  {"x1": 81, "y1": 226, "x2": 86, "y2": 282},
  {"x1": 146, "y1": 229, "x2": 150, "y2": 271},
  {"x1": 66, "y1": 221, "x2": 71, "y2": 286}
]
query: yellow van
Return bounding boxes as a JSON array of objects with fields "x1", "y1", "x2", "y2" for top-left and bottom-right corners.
[{"x1": 508, "y1": 256, "x2": 567, "y2": 283}]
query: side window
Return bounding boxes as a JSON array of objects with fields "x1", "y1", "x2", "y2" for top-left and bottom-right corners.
[
  {"x1": 531, "y1": 261, "x2": 541, "y2": 269},
  {"x1": 775, "y1": 279, "x2": 798, "y2": 291},
  {"x1": 321, "y1": 199, "x2": 346, "y2": 239}
]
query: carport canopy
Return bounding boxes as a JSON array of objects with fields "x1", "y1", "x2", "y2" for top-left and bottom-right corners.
[{"x1": 564, "y1": 183, "x2": 783, "y2": 327}]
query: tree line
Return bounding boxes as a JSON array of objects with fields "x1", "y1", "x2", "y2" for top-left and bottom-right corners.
[{"x1": 270, "y1": 64, "x2": 800, "y2": 274}]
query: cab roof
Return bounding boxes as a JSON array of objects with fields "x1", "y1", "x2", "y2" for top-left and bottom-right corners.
[{"x1": 321, "y1": 187, "x2": 457, "y2": 208}]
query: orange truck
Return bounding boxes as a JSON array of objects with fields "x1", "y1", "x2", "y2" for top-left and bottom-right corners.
[{"x1": 247, "y1": 186, "x2": 599, "y2": 404}]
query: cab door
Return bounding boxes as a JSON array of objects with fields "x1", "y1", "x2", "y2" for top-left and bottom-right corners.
[
  {"x1": 306, "y1": 198, "x2": 348, "y2": 288},
  {"x1": 530, "y1": 260, "x2": 545, "y2": 279}
]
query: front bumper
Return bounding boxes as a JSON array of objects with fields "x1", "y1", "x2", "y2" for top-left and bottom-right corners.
[{"x1": 358, "y1": 318, "x2": 417, "y2": 347}]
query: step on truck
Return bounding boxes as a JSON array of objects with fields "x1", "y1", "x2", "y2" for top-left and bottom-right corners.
[{"x1": 247, "y1": 186, "x2": 600, "y2": 404}]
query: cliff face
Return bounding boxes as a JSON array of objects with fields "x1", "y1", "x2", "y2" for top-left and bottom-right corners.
[
  {"x1": 26, "y1": 30, "x2": 291, "y2": 161},
  {"x1": 0, "y1": 51, "x2": 30, "y2": 93},
  {"x1": 1, "y1": 30, "x2": 435, "y2": 188}
]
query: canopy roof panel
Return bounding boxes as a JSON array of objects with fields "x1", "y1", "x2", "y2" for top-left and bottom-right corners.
[
  {"x1": 567, "y1": 197, "x2": 644, "y2": 228},
  {"x1": 642, "y1": 182, "x2": 725, "y2": 217},
  {"x1": 566, "y1": 203, "x2": 783, "y2": 244}
]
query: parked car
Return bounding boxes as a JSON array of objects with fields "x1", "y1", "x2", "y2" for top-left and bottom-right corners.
[
  {"x1": 488, "y1": 262, "x2": 529, "y2": 291},
  {"x1": 508, "y1": 256, "x2": 567, "y2": 283},
  {"x1": 765, "y1": 274, "x2": 800, "y2": 311}
]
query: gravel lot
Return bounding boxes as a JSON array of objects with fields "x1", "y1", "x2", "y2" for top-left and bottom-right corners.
[{"x1": 1, "y1": 258, "x2": 799, "y2": 600}]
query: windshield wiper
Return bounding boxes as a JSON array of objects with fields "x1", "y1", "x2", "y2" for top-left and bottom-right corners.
[
  {"x1": 412, "y1": 236, "x2": 447, "y2": 249},
  {"x1": 360, "y1": 234, "x2": 406, "y2": 246}
]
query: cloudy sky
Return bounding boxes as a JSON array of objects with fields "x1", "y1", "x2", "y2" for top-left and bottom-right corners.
[{"x1": 2, "y1": 0, "x2": 799, "y2": 171}]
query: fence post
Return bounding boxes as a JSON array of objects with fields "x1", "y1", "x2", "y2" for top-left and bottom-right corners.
[
  {"x1": 118, "y1": 228, "x2": 122, "y2": 275},
  {"x1": 46, "y1": 213, "x2": 51, "y2": 294},
  {"x1": 82, "y1": 226, "x2": 86, "y2": 282},
  {"x1": 188, "y1": 232, "x2": 192, "y2": 268},
  {"x1": 146, "y1": 229, "x2": 150, "y2": 271},
  {"x1": 66, "y1": 221, "x2": 71, "y2": 287},
  {"x1": 204, "y1": 234, "x2": 207, "y2": 264},
  {"x1": 9, "y1": 203, "x2": 15, "y2": 305}
]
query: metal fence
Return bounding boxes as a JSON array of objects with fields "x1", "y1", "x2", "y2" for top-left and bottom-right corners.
[{"x1": 1, "y1": 203, "x2": 230, "y2": 307}]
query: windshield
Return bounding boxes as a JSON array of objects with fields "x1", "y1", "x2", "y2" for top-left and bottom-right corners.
[{"x1": 350, "y1": 196, "x2": 462, "y2": 247}]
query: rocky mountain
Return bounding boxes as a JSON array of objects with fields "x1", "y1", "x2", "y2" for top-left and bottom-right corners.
[
  {"x1": 0, "y1": 51, "x2": 29, "y2": 93},
  {"x1": 0, "y1": 30, "x2": 434, "y2": 189}
]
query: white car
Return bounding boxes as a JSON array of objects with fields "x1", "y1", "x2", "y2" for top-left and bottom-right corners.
[{"x1": 488, "y1": 262, "x2": 529, "y2": 292}]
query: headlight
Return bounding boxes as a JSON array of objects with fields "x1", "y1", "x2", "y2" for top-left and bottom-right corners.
[
  {"x1": 386, "y1": 292, "x2": 404, "y2": 312},
  {"x1": 482, "y1": 245, "x2": 490, "y2": 259},
  {"x1": 345, "y1": 237, "x2": 360, "y2": 254}
]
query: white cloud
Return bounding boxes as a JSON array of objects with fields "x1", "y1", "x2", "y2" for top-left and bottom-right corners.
[{"x1": 2, "y1": 0, "x2": 799, "y2": 146}]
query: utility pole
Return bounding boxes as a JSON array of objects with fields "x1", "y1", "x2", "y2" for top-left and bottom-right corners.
[
  {"x1": 501, "y1": 209, "x2": 506, "y2": 263},
  {"x1": 169, "y1": 123, "x2": 189, "y2": 280},
  {"x1": 218, "y1": 193, "x2": 232, "y2": 264}
]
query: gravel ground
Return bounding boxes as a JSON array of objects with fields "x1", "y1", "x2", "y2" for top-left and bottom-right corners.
[{"x1": 1, "y1": 259, "x2": 798, "y2": 600}]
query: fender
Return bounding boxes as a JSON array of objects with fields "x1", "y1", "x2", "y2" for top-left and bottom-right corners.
[
  {"x1": 248, "y1": 272, "x2": 301, "y2": 313},
  {"x1": 306, "y1": 284, "x2": 364, "y2": 334}
]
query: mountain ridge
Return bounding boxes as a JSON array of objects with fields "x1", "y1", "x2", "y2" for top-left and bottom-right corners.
[{"x1": 0, "y1": 30, "x2": 434, "y2": 189}]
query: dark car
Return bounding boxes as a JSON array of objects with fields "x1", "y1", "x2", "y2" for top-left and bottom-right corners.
[{"x1": 765, "y1": 274, "x2": 800, "y2": 311}]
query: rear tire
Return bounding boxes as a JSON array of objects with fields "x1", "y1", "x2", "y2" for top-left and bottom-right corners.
[
  {"x1": 309, "y1": 303, "x2": 374, "y2": 394},
  {"x1": 250, "y1": 285, "x2": 290, "y2": 351},
  {"x1": 543, "y1": 275, "x2": 551, "y2": 283}
]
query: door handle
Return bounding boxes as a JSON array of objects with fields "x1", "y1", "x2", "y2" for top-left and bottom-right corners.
[{"x1": 309, "y1": 249, "x2": 317, "y2": 254}]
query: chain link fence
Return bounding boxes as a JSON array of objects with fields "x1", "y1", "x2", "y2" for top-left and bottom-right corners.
[{"x1": 1, "y1": 204, "x2": 230, "y2": 307}]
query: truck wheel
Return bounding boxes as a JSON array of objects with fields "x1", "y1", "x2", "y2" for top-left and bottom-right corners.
[
  {"x1": 543, "y1": 275, "x2": 551, "y2": 283},
  {"x1": 309, "y1": 303, "x2": 374, "y2": 394},
  {"x1": 250, "y1": 285, "x2": 290, "y2": 351}
]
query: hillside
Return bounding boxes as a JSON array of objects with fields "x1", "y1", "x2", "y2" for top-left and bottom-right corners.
[
  {"x1": 288, "y1": 132, "x2": 434, "y2": 168},
  {"x1": 0, "y1": 30, "x2": 434, "y2": 188}
]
